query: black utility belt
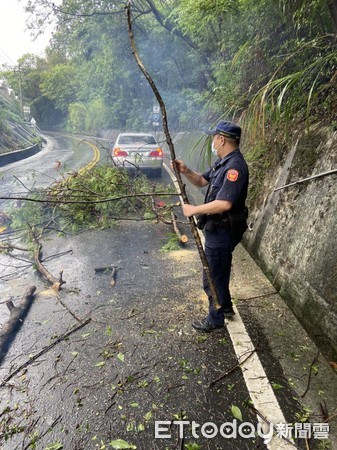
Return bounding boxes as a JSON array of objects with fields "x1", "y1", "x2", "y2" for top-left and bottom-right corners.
[
  {"x1": 196, "y1": 214, "x2": 230, "y2": 231},
  {"x1": 205, "y1": 218, "x2": 230, "y2": 232},
  {"x1": 196, "y1": 208, "x2": 248, "y2": 233}
]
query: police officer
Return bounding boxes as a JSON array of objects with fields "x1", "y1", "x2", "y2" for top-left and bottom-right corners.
[{"x1": 173, "y1": 120, "x2": 249, "y2": 332}]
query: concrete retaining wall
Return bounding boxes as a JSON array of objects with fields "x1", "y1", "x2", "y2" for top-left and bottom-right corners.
[
  {"x1": 0, "y1": 144, "x2": 41, "y2": 167},
  {"x1": 245, "y1": 126, "x2": 337, "y2": 361}
]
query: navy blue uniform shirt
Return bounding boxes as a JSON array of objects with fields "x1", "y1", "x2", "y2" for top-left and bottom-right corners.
[{"x1": 202, "y1": 148, "x2": 249, "y2": 248}]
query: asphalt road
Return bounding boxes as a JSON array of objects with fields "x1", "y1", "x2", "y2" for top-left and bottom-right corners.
[
  {"x1": 0, "y1": 133, "x2": 102, "y2": 327},
  {"x1": 0, "y1": 133, "x2": 336, "y2": 449}
]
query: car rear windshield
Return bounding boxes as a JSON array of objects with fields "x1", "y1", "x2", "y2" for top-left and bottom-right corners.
[{"x1": 118, "y1": 135, "x2": 157, "y2": 145}]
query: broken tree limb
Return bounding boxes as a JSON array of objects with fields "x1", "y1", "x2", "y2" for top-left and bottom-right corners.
[
  {"x1": 22, "y1": 415, "x2": 62, "y2": 450},
  {"x1": 301, "y1": 350, "x2": 320, "y2": 398},
  {"x1": 29, "y1": 227, "x2": 66, "y2": 291},
  {"x1": 27, "y1": 226, "x2": 84, "y2": 322},
  {"x1": 111, "y1": 266, "x2": 117, "y2": 286},
  {"x1": 0, "y1": 286, "x2": 36, "y2": 362},
  {"x1": 94, "y1": 265, "x2": 113, "y2": 273},
  {"x1": 0, "y1": 242, "x2": 29, "y2": 253},
  {"x1": 94, "y1": 265, "x2": 118, "y2": 286},
  {"x1": 171, "y1": 211, "x2": 188, "y2": 244},
  {"x1": 126, "y1": 2, "x2": 220, "y2": 308},
  {"x1": 0, "y1": 317, "x2": 92, "y2": 388},
  {"x1": 208, "y1": 344, "x2": 257, "y2": 388}
]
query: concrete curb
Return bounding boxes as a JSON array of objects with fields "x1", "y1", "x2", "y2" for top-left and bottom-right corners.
[{"x1": 0, "y1": 143, "x2": 42, "y2": 167}]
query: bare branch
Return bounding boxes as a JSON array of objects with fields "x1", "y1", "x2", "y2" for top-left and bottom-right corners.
[
  {"x1": 301, "y1": 351, "x2": 320, "y2": 398},
  {"x1": 0, "y1": 318, "x2": 92, "y2": 388},
  {"x1": 0, "y1": 191, "x2": 180, "y2": 205},
  {"x1": 29, "y1": 225, "x2": 66, "y2": 289}
]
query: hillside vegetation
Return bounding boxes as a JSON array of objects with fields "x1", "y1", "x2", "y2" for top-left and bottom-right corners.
[
  {"x1": 0, "y1": 80, "x2": 39, "y2": 153},
  {"x1": 1, "y1": 0, "x2": 336, "y2": 136}
]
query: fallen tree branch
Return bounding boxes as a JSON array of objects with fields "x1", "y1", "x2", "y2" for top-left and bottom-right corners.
[
  {"x1": 0, "y1": 318, "x2": 92, "y2": 388},
  {"x1": 94, "y1": 265, "x2": 114, "y2": 273},
  {"x1": 300, "y1": 350, "x2": 320, "y2": 398},
  {"x1": 19, "y1": 227, "x2": 83, "y2": 323},
  {"x1": 29, "y1": 226, "x2": 66, "y2": 291},
  {"x1": 94, "y1": 265, "x2": 118, "y2": 287},
  {"x1": 0, "y1": 191, "x2": 180, "y2": 204},
  {"x1": 237, "y1": 292, "x2": 279, "y2": 302},
  {"x1": 323, "y1": 411, "x2": 337, "y2": 423},
  {"x1": 0, "y1": 286, "x2": 36, "y2": 362},
  {"x1": 0, "y1": 243, "x2": 29, "y2": 253},
  {"x1": 22, "y1": 415, "x2": 62, "y2": 450},
  {"x1": 319, "y1": 401, "x2": 329, "y2": 422},
  {"x1": 111, "y1": 267, "x2": 117, "y2": 286},
  {"x1": 57, "y1": 293, "x2": 82, "y2": 323},
  {"x1": 208, "y1": 344, "x2": 257, "y2": 388},
  {"x1": 126, "y1": 2, "x2": 220, "y2": 308},
  {"x1": 171, "y1": 211, "x2": 188, "y2": 244}
]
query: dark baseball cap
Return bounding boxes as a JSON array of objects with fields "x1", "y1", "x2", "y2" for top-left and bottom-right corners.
[{"x1": 206, "y1": 120, "x2": 241, "y2": 141}]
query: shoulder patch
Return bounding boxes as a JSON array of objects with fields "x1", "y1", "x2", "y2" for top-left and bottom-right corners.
[{"x1": 227, "y1": 169, "x2": 239, "y2": 182}]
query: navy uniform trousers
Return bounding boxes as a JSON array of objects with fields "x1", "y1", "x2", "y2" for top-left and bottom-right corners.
[{"x1": 203, "y1": 231, "x2": 234, "y2": 327}]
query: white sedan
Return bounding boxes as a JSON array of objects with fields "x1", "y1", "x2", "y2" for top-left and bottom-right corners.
[{"x1": 111, "y1": 132, "x2": 164, "y2": 177}]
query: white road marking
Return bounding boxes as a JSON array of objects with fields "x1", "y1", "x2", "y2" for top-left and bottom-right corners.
[
  {"x1": 164, "y1": 162, "x2": 297, "y2": 449},
  {"x1": 225, "y1": 311, "x2": 296, "y2": 449}
]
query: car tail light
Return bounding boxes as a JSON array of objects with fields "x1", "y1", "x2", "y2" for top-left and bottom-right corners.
[
  {"x1": 114, "y1": 148, "x2": 128, "y2": 157},
  {"x1": 150, "y1": 148, "x2": 163, "y2": 157}
]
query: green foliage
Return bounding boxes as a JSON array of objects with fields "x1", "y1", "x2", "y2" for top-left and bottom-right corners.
[
  {"x1": 239, "y1": 37, "x2": 337, "y2": 138},
  {"x1": 184, "y1": 444, "x2": 201, "y2": 450},
  {"x1": 6, "y1": 166, "x2": 175, "y2": 237},
  {"x1": 2, "y1": 0, "x2": 336, "y2": 136},
  {"x1": 169, "y1": 0, "x2": 237, "y2": 46},
  {"x1": 84, "y1": 98, "x2": 110, "y2": 131},
  {"x1": 68, "y1": 102, "x2": 87, "y2": 131},
  {"x1": 109, "y1": 439, "x2": 136, "y2": 449},
  {"x1": 41, "y1": 63, "x2": 79, "y2": 111},
  {"x1": 52, "y1": 166, "x2": 141, "y2": 230},
  {"x1": 294, "y1": 404, "x2": 313, "y2": 423},
  {"x1": 159, "y1": 233, "x2": 181, "y2": 252},
  {"x1": 230, "y1": 404, "x2": 243, "y2": 421},
  {"x1": 280, "y1": 0, "x2": 332, "y2": 36},
  {"x1": 6, "y1": 194, "x2": 44, "y2": 242}
]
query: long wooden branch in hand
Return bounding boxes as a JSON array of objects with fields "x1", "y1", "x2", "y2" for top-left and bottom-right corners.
[
  {"x1": 125, "y1": 2, "x2": 220, "y2": 308},
  {"x1": 0, "y1": 286, "x2": 36, "y2": 362}
]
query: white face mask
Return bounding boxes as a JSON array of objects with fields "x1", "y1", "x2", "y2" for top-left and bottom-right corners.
[{"x1": 211, "y1": 142, "x2": 218, "y2": 154}]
